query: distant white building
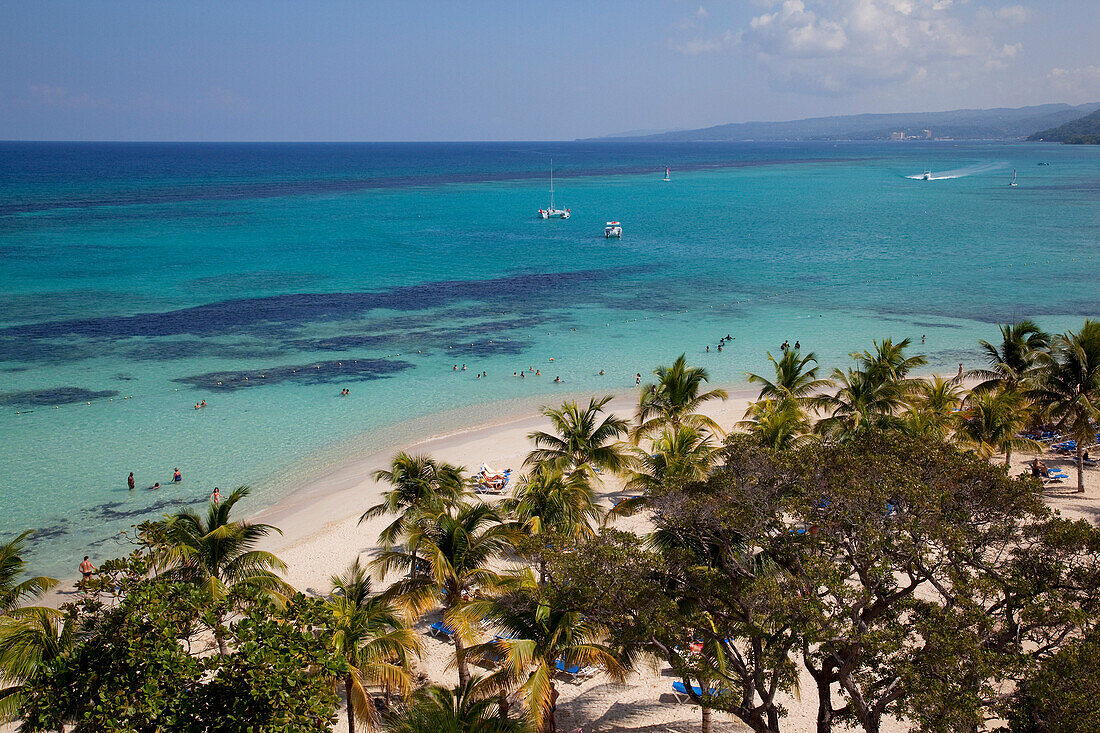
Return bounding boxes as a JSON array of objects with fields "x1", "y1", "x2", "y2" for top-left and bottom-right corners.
[
  {"x1": 890, "y1": 131, "x2": 905, "y2": 141},
  {"x1": 923, "y1": 129, "x2": 932, "y2": 139}
]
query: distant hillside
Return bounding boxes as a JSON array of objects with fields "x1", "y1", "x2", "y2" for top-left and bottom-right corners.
[
  {"x1": 584, "y1": 103, "x2": 1100, "y2": 142},
  {"x1": 1027, "y1": 107, "x2": 1100, "y2": 144}
]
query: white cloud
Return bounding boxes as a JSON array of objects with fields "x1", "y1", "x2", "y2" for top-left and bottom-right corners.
[
  {"x1": 1049, "y1": 65, "x2": 1100, "y2": 100},
  {"x1": 670, "y1": 31, "x2": 736, "y2": 56},
  {"x1": 696, "y1": 5, "x2": 709, "y2": 18},
  {"x1": 993, "y1": 4, "x2": 1031, "y2": 23},
  {"x1": 730, "y1": 0, "x2": 1025, "y2": 95}
]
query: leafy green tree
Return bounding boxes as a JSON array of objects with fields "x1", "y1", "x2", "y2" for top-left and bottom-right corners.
[
  {"x1": 381, "y1": 678, "x2": 531, "y2": 733},
  {"x1": 374, "y1": 504, "x2": 511, "y2": 687},
  {"x1": 19, "y1": 576, "x2": 348, "y2": 733},
  {"x1": 746, "y1": 348, "x2": 829, "y2": 404},
  {"x1": 901, "y1": 375, "x2": 964, "y2": 441},
  {"x1": 607, "y1": 425, "x2": 719, "y2": 521},
  {"x1": 737, "y1": 397, "x2": 813, "y2": 450},
  {"x1": 18, "y1": 579, "x2": 205, "y2": 731},
  {"x1": 969, "y1": 320, "x2": 1050, "y2": 393},
  {"x1": 328, "y1": 560, "x2": 421, "y2": 733},
  {"x1": 197, "y1": 594, "x2": 348, "y2": 732},
  {"x1": 524, "y1": 396, "x2": 630, "y2": 476},
  {"x1": 634, "y1": 354, "x2": 728, "y2": 442},
  {"x1": 1031, "y1": 320, "x2": 1100, "y2": 493},
  {"x1": 955, "y1": 388, "x2": 1040, "y2": 464},
  {"x1": 466, "y1": 572, "x2": 629, "y2": 733},
  {"x1": 1008, "y1": 627, "x2": 1100, "y2": 733},
  {"x1": 360, "y1": 453, "x2": 470, "y2": 547},
  {"x1": 150, "y1": 486, "x2": 290, "y2": 656}
]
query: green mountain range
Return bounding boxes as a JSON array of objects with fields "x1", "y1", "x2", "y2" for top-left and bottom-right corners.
[
  {"x1": 1027, "y1": 107, "x2": 1100, "y2": 144},
  {"x1": 586, "y1": 103, "x2": 1100, "y2": 142}
]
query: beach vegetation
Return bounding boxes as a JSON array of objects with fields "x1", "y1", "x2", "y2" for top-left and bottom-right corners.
[
  {"x1": 380, "y1": 677, "x2": 532, "y2": 733},
  {"x1": 954, "y1": 387, "x2": 1041, "y2": 463},
  {"x1": 737, "y1": 397, "x2": 814, "y2": 450},
  {"x1": 464, "y1": 569, "x2": 630, "y2": 733},
  {"x1": 147, "y1": 485, "x2": 291, "y2": 656},
  {"x1": 1030, "y1": 319, "x2": 1100, "y2": 492},
  {"x1": 361, "y1": 453, "x2": 471, "y2": 549},
  {"x1": 900, "y1": 374, "x2": 965, "y2": 440},
  {"x1": 633, "y1": 354, "x2": 728, "y2": 442},
  {"x1": 524, "y1": 396, "x2": 631, "y2": 476},
  {"x1": 373, "y1": 503, "x2": 512, "y2": 687},
  {"x1": 328, "y1": 559, "x2": 421, "y2": 733},
  {"x1": 746, "y1": 348, "x2": 829, "y2": 405}
]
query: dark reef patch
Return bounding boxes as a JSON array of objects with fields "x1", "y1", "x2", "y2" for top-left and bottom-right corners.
[
  {"x1": 1, "y1": 386, "x2": 119, "y2": 407},
  {"x1": 172, "y1": 357, "x2": 413, "y2": 391},
  {"x1": 0, "y1": 271, "x2": 610, "y2": 350}
]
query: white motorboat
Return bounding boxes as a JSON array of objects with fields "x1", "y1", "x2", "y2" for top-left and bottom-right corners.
[
  {"x1": 604, "y1": 221, "x2": 622, "y2": 238},
  {"x1": 663, "y1": 166, "x2": 671, "y2": 181},
  {"x1": 1008, "y1": 169, "x2": 1018, "y2": 187},
  {"x1": 538, "y1": 159, "x2": 570, "y2": 219},
  {"x1": 921, "y1": 169, "x2": 932, "y2": 180}
]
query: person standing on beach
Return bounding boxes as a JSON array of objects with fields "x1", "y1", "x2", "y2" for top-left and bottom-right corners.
[
  {"x1": 127, "y1": 472, "x2": 135, "y2": 490},
  {"x1": 78, "y1": 556, "x2": 96, "y2": 588}
]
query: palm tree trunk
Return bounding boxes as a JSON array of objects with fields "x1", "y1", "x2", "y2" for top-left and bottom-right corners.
[
  {"x1": 548, "y1": 683, "x2": 559, "y2": 733},
  {"x1": 1077, "y1": 443, "x2": 1086, "y2": 493},
  {"x1": 214, "y1": 612, "x2": 228, "y2": 657},
  {"x1": 1004, "y1": 446, "x2": 1012, "y2": 466},
  {"x1": 701, "y1": 704, "x2": 712, "y2": 733},
  {"x1": 453, "y1": 632, "x2": 470, "y2": 687},
  {"x1": 345, "y1": 675, "x2": 356, "y2": 733}
]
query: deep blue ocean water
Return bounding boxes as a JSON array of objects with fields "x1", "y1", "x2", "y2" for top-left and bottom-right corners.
[{"x1": 2, "y1": 140, "x2": 1098, "y2": 575}]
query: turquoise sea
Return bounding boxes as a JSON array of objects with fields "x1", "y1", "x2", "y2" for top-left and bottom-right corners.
[{"x1": 2, "y1": 141, "x2": 1098, "y2": 575}]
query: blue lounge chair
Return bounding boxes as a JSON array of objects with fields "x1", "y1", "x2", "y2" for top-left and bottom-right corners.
[
  {"x1": 555, "y1": 659, "x2": 594, "y2": 678},
  {"x1": 671, "y1": 681, "x2": 720, "y2": 702},
  {"x1": 429, "y1": 622, "x2": 454, "y2": 639}
]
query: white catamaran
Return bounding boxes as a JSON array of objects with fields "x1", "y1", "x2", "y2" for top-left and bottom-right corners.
[{"x1": 538, "y1": 159, "x2": 570, "y2": 219}]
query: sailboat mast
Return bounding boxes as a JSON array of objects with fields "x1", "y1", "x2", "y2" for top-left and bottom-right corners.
[{"x1": 549, "y1": 158, "x2": 554, "y2": 210}]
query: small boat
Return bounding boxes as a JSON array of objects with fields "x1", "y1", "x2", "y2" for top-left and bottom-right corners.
[
  {"x1": 538, "y1": 159, "x2": 570, "y2": 219},
  {"x1": 604, "y1": 221, "x2": 622, "y2": 238},
  {"x1": 663, "y1": 166, "x2": 671, "y2": 182},
  {"x1": 921, "y1": 170, "x2": 932, "y2": 181},
  {"x1": 1008, "y1": 169, "x2": 1018, "y2": 187}
]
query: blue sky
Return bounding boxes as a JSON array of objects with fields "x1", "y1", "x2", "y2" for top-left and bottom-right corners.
[{"x1": 1, "y1": 0, "x2": 1097, "y2": 140}]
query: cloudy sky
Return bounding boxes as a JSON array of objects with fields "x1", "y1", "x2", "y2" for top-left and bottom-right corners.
[{"x1": 1, "y1": 0, "x2": 1097, "y2": 140}]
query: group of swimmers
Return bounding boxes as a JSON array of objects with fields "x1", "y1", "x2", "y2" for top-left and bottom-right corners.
[
  {"x1": 780, "y1": 339, "x2": 800, "y2": 351},
  {"x1": 126, "y1": 467, "x2": 182, "y2": 491},
  {"x1": 193, "y1": 399, "x2": 207, "y2": 410},
  {"x1": 705, "y1": 334, "x2": 736, "y2": 354},
  {"x1": 340, "y1": 388, "x2": 351, "y2": 396}
]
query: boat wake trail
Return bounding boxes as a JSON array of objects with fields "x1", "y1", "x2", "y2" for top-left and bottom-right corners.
[{"x1": 905, "y1": 162, "x2": 1006, "y2": 180}]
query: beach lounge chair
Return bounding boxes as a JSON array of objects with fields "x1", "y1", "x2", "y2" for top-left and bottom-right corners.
[
  {"x1": 428, "y1": 622, "x2": 454, "y2": 640},
  {"x1": 555, "y1": 659, "x2": 595, "y2": 680},
  {"x1": 671, "y1": 681, "x2": 720, "y2": 702}
]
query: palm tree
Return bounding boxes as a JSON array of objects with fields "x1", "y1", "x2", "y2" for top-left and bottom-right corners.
[
  {"x1": 328, "y1": 559, "x2": 421, "y2": 733},
  {"x1": 745, "y1": 349, "x2": 829, "y2": 404},
  {"x1": 0, "y1": 532, "x2": 57, "y2": 618},
  {"x1": 969, "y1": 320, "x2": 1050, "y2": 393},
  {"x1": 373, "y1": 503, "x2": 512, "y2": 687},
  {"x1": 466, "y1": 575, "x2": 629, "y2": 733},
  {"x1": 634, "y1": 355, "x2": 728, "y2": 443},
  {"x1": 381, "y1": 677, "x2": 530, "y2": 733},
  {"x1": 955, "y1": 388, "x2": 1040, "y2": 464},
  {"x1": 152, "y1": 486, "x2": 290, "y2": 655},
  {"x1": 607, "y1": 425, "x2": 719, "y2": 522},
  {"x1": 850, "y1": 337, "x2": 928, "y2": 389},
  {"x1": 524, "y1": 396, "x2": 630, "y2": 476},
  {"x1": 501, "y1": 466, "x2": 601, "y2": 543},
  {"x1": 811, "y1": 368, "x2": 906, "y2": 440},
  {"x1": 0, "y1": 609, "x2": 73, "y2": 722},
  {"x1": 360, "y1": 453, "x2": 470, "y2": 547},
  {"x1": 1031, "y1": 320, "x2": 1100, "y2": 492},
  {"x1": 737, "y1": 398, "x2": 813, "y2": 450},
  {"x1": 902, "y1": 375, "x2": 965, "y2": 441}
]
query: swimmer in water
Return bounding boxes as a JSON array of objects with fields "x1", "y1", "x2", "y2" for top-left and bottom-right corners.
[
  {"x1": 211, "y1": 487, "x2": 222, "y2": 504},
  {"x1": 554, "y1": 376, "x2": 561, "y2": 383},
  {"x1": 173, "y1": 468, "x2": 182, "y2": 482},
  {"x1": 151, "y1": 482, "x2": 161, "y2": 491},
  {"x1": 127, "y1": 472, "x2": 135, "y2": 490},
  {"x1": 599, "y1": 369, "x2": 605, "y2": 375}
]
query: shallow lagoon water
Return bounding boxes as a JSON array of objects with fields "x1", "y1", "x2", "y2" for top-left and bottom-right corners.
[{"x1": 1, "y1": 141, "x2": 1098, "y2": 574}]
